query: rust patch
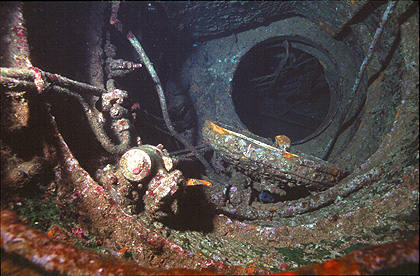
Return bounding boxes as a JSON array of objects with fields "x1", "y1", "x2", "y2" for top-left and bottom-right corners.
[
  {"x1": 186, "y1": 178, "x2": 213, "y2": 187},
  {"x1": 208, "y1": 120, "x2": 228, "y2": 136},
  {"x1": 394, "y1": 105, "x2": 402, "y2": 120},
  {"x1": 330, "y1": 168, "x2": 339, "y2": 176},
  {"x1": 275, "y1": 135, "x2": 291, "y2": 145},
  {"x1": 282, "y1": 152, "x2": 297, "y2": 159}
]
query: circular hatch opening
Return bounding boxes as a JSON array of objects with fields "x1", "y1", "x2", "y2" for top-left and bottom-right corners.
[{"x1": 232, "y1": 36, "x2": 339, "y2": 143}]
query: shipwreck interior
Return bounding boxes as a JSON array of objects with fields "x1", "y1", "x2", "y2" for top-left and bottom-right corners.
[
  {"x1": 231, "y1": 36, "x2": 335, "y2": 143},
  {"x1": 1, "y1": 1, "x2": 419, "y2": 275}
]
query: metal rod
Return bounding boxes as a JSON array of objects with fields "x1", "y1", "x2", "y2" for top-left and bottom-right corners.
[
  {"x1": 126, "y1": 31, "x2": 219, "y2": 178},
  {"x1": 322, "y1": 0, "x2": 397, "y2": 160},
  {"x1": 1, "y1": 67, "x2": 106, "y2": 96}
]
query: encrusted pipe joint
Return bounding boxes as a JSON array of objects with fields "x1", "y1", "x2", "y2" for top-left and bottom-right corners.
[
  {"x1": 119, "y1": 144, "x2": 184, "y2": 221},
  {"x1": 101, "y1": 89, "x2": 128, "y2": 112},
  {"x1": 111, "y1": 118, "x2": 130, "y2": 133},
  {"x1": 143, "y1": 169, "x2": 184, "y2": 221},
  {"x1": 119, "y1": 147, "x2": 152, "y2": 182},
  {"x1": 109, "y1": 104, "x2": 127, "y2": 119},
  {"x1": 274, "y1": 135, "x2": 291, "y2": 151},
  {"x1": 119, "y1": 145, "x2": 174, "y2": 183}
]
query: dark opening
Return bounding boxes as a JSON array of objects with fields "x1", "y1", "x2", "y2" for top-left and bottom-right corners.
[{"x1": 232, "y1": 37, "x2": 333, "y2": 143}]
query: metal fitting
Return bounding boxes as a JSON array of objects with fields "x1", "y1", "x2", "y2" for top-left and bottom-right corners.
[{"x1": 119, "y1": 145, "x2": 174, "y2": 182}]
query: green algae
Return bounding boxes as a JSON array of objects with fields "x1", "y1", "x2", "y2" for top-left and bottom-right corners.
[
  {"x1": 14, "y1": 197, "x2": 61, "y2": 232},
  {"x1": 330, "y1": 239, "x2": 345, "y2": 249},
  {"x1": 339, "y1": 242, "x2": 369, "y2": 256},
  {"x1": 275, "y1": 246, "x2": 314, "y2": 266},
  {"x1": 13, "y1": 182, "x2": 76, "y2": 235}
]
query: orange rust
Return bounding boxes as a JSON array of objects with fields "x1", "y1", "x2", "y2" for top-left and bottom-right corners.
[
  {"x1": 394, "y1": 105, "x2": 402, "y2": 120},
  {"x1": 275, "y1": 135, "x2": 291, "y2": 145},
  {"x1": 250, "y1": 225, "x2": 255, "y2": 229},
  {"x1": 199, "y1": 179, "x2": 212, "y2": 186},
  {"x1": 48, "y1": 231, "x2": 53, "y2": 237},
  {"x1": 322, "y1": 259, "x2": 344, "y2": 274},
  {"x1": 331, "y1": 168, "x2": 339, "y2": 175},
  {"x1": 274, "y1": 236, "x2": 418, "y2": 275},
  {"x1": 402, "y1": 174, "x2": 409, "y2": 179},
  {"x1": 1, "y1": 209, "x2": 219, "y2": 275},
  {"x1": 186, "y1": 178, "x2": 212, "y2": 187},
  {"x1": 321, "y1": 259, "x2": 361, "y2": 274},
  {"x1": 237, "y1": 265, "x2": 247, "y2": 272},
  {"x1": 208, "y1": 121, "x2": 228, "y2": 136},
  {"x1": 119, "y1": 248, "x2": 128, "y2": 253},
  {"x1": 282, "y1": 152, "x2": 296, "y2": 160},
  {"x1": 110, "y1": 20, "x2": 115, "y2": 25},
  {"x1": 348, "y1": 263, "x2": 361, "y2": 273}
]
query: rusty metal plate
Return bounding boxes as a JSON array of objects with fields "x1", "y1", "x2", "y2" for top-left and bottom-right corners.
[{"x1": 203, "y1": 120, "x2": 347, "y2": 188}]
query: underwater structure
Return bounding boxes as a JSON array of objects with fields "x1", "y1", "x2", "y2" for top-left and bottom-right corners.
[{"x1": 1, "y1": 1, "x2": 419, "y2": 274}]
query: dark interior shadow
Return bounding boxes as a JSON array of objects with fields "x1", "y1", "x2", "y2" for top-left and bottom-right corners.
[
  {"x1": 334, "y1": 1, "x2": 387, "y2": 40},
  {"x1": 162, "y1": 186, "x2": 216, "y2": 233},
  {"x1": 397, "y1": 2, "x2": 419, "y2": 25}
]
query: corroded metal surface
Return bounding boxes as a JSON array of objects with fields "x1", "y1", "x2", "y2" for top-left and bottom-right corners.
[
  {"x1": 120, "y1": 147, "x2": 153, "y2": 182},
  {"x1": 119, "y1": 144, "x2": 183, "y2": 220},
  {"x1": 0, "y1": 209, "x2": 214, "y2": 275},
  {"x1": 161, "y1": 1, "x2": 367, "y2": 39},
  {"x1": 203, "y1": 120, "x2": 347, "y2": 189},
  {"x1": 1, "y1": 2, "x2": 418, "y2": 275},
  {"x1": 48, "y1": 119, "x2": 253, "y2": 274},
  {"x1": 143, "y1": 169, "x2": 184, "y2": 221},
  {"x1": 276, "y1": 235, "x2": 419, "y2": 275}
]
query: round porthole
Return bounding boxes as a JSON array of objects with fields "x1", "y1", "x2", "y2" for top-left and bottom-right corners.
[{"x1": 231, "y1": 35, "x2": 342, "y2": 144}]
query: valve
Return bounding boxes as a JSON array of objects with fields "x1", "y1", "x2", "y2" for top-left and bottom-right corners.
[{"x1": 119, "y1": 145, "x2": 173, "y2": 183}]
